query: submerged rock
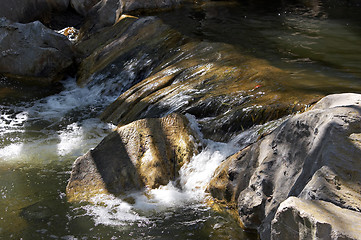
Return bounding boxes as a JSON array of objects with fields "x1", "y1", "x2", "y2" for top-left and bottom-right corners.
[
  {"x1": 271, "y1": 197, "x2": 361, "y2": 240},
  {"x1": 0, "y1": 0, "x2": 69, "y2": 23},
  {"x1": 66, "y1": 113, "x2": 200, "y2": 202},
  {"x1": 208, "y1": 93, "x2": 361, "y2": 239},
  {"x1": 0, "y1": 18, "x2": 74, "y2": 85}
]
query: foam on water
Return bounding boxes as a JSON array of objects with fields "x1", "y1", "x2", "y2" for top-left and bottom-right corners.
[
  {"x1": 0, "y1": 76, "x2": 121, "y2": 164},
  {"x1": 179, "y1": 140, "x2": 238, "y2": 201},
  {"x1": 82, "y1": 194, "x2": 149, "y2": 226}
]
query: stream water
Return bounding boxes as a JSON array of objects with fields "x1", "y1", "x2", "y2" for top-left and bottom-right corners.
[{"x1": 1, "y1": 0, "x2": 361, "y2": 239}]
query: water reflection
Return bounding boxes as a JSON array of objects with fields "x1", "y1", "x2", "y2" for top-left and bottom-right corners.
[{"x1": 158, "y1": 0, "x2": 361, "y2": 89}]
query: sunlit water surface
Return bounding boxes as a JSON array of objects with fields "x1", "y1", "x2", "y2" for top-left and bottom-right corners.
[{"x1": 1, "y1": 0, "x2": 361, "y2": 239}]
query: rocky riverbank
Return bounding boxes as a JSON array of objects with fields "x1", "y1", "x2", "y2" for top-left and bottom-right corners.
[{"x1": 1, "y1": 0, "x2": 361, "y2": 239}]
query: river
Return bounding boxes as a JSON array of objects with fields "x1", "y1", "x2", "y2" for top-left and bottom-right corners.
[{"x1": 1, "y1": 0, "x2": 361, "y2": 239}]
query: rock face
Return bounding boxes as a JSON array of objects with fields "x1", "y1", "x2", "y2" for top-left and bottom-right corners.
[
  {"x1": 271, "y1": 197, "x2": 361, "y2": 240},
  {"x1": 208, "y1": 93, "x2": 361, "y2": 239},
  {"x1": 66, "y1": 113, "x2": 200, "y2": 202},
  {"x1": 0, "y1": 18, "x2": 73, "y2": 85},
  {"x1": 0, "y1": 0, "x2": 69, "y2": 23}
]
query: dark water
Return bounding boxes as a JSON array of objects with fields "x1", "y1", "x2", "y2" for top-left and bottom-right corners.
[{"x1": 1, "y1": 0, "x2": 361, "y2": 239}]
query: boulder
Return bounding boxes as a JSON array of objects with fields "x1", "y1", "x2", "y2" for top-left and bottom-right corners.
[
  {"x1": 0, "y1": 0, "x2": 69, "y2": 23},
  {"x1": 0, "y1": 18, "x2": 74, "y2": 85},
  {"x1": 66, "y1": 113, "x2": 200, "y2": 202},
  {"x1": 208, "y1": 93, "x2": 361, "y2": 239},
  {"x1": 271, "y1": 197, "x2": 361, "y2": 240}
]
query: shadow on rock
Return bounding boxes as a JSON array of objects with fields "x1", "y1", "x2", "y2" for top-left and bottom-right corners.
[{"x1": 66, "y1": 113, "x2": 201, "y2": 202}]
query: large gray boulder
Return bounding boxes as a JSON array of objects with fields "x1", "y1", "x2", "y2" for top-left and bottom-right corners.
[
  {"x1": 208, "y1": 93, "x2": 361, "y2": 239},
  {"x1": 0, "y1": 0, "x2": 69, "y2": 23},
  {"x1": 0, "y1": 18, "x2": 73, "y2": 85},
  {"x1": 271, "y1": 197, "x2": 361, "y2": 240}
]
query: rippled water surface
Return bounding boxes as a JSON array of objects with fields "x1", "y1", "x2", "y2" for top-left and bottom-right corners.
[{"x1": 1, "y1": 0, "x2": 361, "y2": 239}]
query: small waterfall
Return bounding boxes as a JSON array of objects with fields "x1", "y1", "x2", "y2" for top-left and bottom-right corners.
[{"x1": 79, "y1": 114, "x2": 277, "y2": 229}]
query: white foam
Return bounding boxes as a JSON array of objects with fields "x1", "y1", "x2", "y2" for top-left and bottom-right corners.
[
  {"x1": 179, "y1": 140, "x2": 238, "y2": 201},
  {"x1": 147, "y1": 183, "x2": 189, "y2": 207},
  {"x1": 0, "y1": 110, "x2": 28, "y2": 136},
  {"x1": 82, "y1": 194, "x2": 148, "y2": 226},
  {"x1": 57, "y1": 119, "x2": 115, "y2": 158},
  {"x1": 0, "y1": 77, "x2": 122, "y2": 164},
  {"x1": 0, "y1": 142, "x2": 24, "y2": 160}
]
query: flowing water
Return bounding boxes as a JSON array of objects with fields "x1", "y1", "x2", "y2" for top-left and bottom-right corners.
[{"x1": 1, "y1": 0, "x2": 361, "y2": 239}]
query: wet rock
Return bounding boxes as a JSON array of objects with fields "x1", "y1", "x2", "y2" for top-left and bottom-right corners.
[
  {"x1": 0, "y1": 18, "x2": 74, "y2": 85},
  {"x1": 66, "y1": 113, "x2": 200, "y2": 202},
  {"x1": 76, "y1": 16, "x2": 184, "y2": 85},
  {"x1": 271, "y1": 197, "x2": 361, "y2": 240},
  {"x1": 80, "y1": 0, "x2": 183, "y2": 34},
  {"x1": 76, "y1": 15, "x2": 319, "y2": 142},
  {"x1": 99, "y1": 37, "x2": 319, "y2": 141},
  {"x1": 121, "y1": 0, "x2": 183, "y2": 14},
  {"x1": 20, "y1": 201, "x2": 54, "y2": 222},
  {"x1": 208, "y1": 93, "x2": 361, "y2": 239},
  {"x1": 0, "y1": 0, "x2": 69, "y2": 23},
  {"x1": 75, "y1": 15, "x2": 319, "y2": 142}
]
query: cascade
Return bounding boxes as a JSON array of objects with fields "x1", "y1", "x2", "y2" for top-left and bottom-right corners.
[{"x1": 1, "y1": 1, "x2": 361, "y2": 239}]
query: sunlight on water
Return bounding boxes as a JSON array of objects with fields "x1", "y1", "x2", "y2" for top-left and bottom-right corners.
[
  {"x1": 82, "y1": 194, "x2": 149, "y2": 226},
  {"x1": 1, "y1": 1, "x2": 361, "y2": 239}
]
